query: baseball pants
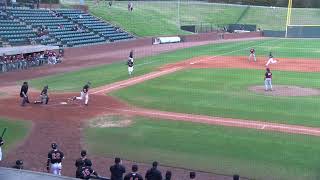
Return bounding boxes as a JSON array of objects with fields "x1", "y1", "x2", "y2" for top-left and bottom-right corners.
[
  {"x1": 50, "y1": 163, "x2": 62, "y2": 175},
  {"x1": 249, "y1": 53, "x2": 256, "y2": 62},
  {"x1": 265, "y1": 78, "x2": 272, "y2": 91},
  {"x1": 21, "y1": 96, "x2": 29, "y2": 106},
  {"x1": 128, "y1": 66, "x2": 134, "y2": 75},
  {"x1": 0, "y1": 147, "x2": 2, "y2": 161},
  {"x1": 266, "y1": 58, "x2": 277, "y2": 66},
  {"x1": 76, "y1": 92, "x2": 89, "y2": 105}
]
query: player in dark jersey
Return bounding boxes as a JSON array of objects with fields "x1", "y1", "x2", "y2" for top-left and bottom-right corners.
[
  {"x1": 248, "y1": 48, "x2": 256, "y2": 62},
  {"x1": 20, "y1": 82, "x2": 30, "y2": 106},
  {"x1": 110, "y1": 157, "x2": 126, "y2": 180},
  {"x1": 124, "y1": 164, "x2": 143, "y2": 180},
  {"x1": 72, "y1": 82, "x2": 90, "y2": 106},
  {"x1": 34, "y1": 85, "x2": 49, "y2": 104},
  {"x1": 145, "y1": 161, "x2": 162, "y2": 180},
  {"x1": 47, "y1": 142, "x2": 64, "y2": 175},
  {"x1": 75, "y1": 150, "x2": 92, "y2": 169},
  {"x1": 12, "y1": 160, "x2": 24, "y2": 169},
  {"x1": 76, "y1": 160, "x2": 99, "y2": 179},
  {"x1": 264, "y1": 68, "x2": 273, "y2": 91}
]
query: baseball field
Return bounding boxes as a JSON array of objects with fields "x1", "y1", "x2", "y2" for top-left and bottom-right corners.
[
  {"x1": 0, "y1": 38, "x2": 315, "y2": 180},
  {"x1": 1, "y1": 1, "x2": 320, "y2": 179}
]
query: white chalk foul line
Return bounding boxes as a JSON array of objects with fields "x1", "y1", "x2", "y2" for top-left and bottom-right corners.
[
  {"x1": 106, "y1": 108, "x2": 320, "y2": 136},
  {"x1": 91, "y1": 67, "x2": 183, "y2": 94}
]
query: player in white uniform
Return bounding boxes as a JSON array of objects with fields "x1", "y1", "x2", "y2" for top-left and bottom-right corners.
[
  {"x1": 72, "y1": 82, "x2": 90, "y2": 106},
  {"x1": 248, "y1": 48, "x2": 256, "y2": 62},
  {"x1": 266, "y1": 52, "x2": 277, "y2": 66},
  {"x1": 127, "y1": 50, "x2": 134, "y2": 76},
  {"x1": 47, "y1": 143, "x2": 64, "y2": 175},
  {"x1": 0, "y1": 137, "x2": 4, "y2": 161}
]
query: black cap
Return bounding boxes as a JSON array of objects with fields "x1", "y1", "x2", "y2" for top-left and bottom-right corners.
[
  {"x1": 115, "y1": 157, "x2": 121, "y2": 164},
  {"x1": 81, "y1": 150, "x2": 87, "y2": 157},
  {"x1": 132, "y1": 164, "x2": 138, "y2": 172},
  {"x1": 51, "y1": 143, "x2": 57, "y2": 149},
  {"x1": 190, "y1": 172, "x2": 196, "y2": 179},
  {"x1": 16, "y1": 160, "x2": 23, "y2": 165},
  {"x1": 152, "y1": 161, "x2": 158, "y2": 167},
  {"x1": 233, "y1": 174, "x2": 240, "y2": 180}
]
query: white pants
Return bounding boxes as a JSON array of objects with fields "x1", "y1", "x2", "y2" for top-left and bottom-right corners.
[
  {"x1": 265, "y1": 78, "x2": 272, "y2": 90},
  {"x1": 128, "y1": 66, "x2": 134, "y2": 75},
  {"x1": 0, "y1": 147, "x2": 2, "y2": 161},
  {"x1": 76, "y1": 91, "x2": 89, "y2": 105},
  {"x1": 50, "y1": 163, "x2": 62, "y2": 175},
  {"x1": 249, "y1": 53, "x2": 256, "y2": 61},
  {"x1": 266, "y1": 58, "x2": 277, "y2": 66}
]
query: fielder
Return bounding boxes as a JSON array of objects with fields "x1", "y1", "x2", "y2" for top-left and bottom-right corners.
[
  {"x1": 264, "y1": 68, "x2": 273, "y2": 91},
  {"x1": 47, "y1": 143, "x2": 64, "y2": 175},
  {"x1": 34, "y1": 85, "x2": 49, "y2": 105},
  {"x1": 248, "y1": 48, "x2": 256, "y2": 62},
  {"x1": 127, "y1": 51, "x2": 134, "y2": 76},
  {"x1": 266, "y1": 52, "x2": 277, "y2": 66},
  {"x1": 72, "y1": 82, "x2": 90, "y2": 106}
]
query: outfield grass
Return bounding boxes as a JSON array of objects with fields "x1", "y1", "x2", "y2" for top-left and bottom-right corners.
[
  {"x1": 0, "y1": 118, "x2": 30, "y2": 154},
  {"x1": 29, "y1": 38, "x2": 320, "y2": 91},
  {"x1": 64, "y1": 1, "x2": 320, "y2": 36},
  {"x1": 112, "y1": 68, "x2": 320, "y2": 127},
  {"x1": 85, "y1": 116, "x2": 320, "y2": 180}
]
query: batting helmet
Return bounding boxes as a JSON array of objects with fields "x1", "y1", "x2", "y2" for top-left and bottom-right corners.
[
  {"x1": 81, "y1": 150, "x2": 87, "y2": 157},
  {"x1": 51, "y1": 143, "x2": 58, "y2": 149}
]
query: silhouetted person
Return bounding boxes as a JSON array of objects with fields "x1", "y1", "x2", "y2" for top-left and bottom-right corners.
[
  {"x1": 124, "y1": 165, "x2": 143, "y2": 180},
  {"x1": 110, "y1": 157, "x2": 126, "y2": 180},
  {"x1": 164, "y1": 171, "x2": 171, "y2": 180},
  {"x1": 233, "y1": 174, "x2": 240, "y2": 180},
  {"x1": 145, "y1": 161, "x2": 162, "y2": 180},
  {"x1": 190, "y1": 172, "x2": 196, "y2": 179}
]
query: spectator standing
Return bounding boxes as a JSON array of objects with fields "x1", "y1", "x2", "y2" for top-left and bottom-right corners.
[
  {"x1": 145, "y1": 161, "x2": 162, "y2": 180},
  {"x1": 110, "y1": 157, "x2": 126, "y2": 180},
  {"x1": 124, "y1": 165, "x2": 143, "y2": 180}
]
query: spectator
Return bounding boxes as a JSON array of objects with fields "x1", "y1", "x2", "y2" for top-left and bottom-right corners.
[
  {"x1": 145, "y1": 161, "x2": 162, "y2": 180},
  {"x1": 0, "y1": 56, "x2": 4, "y2": 73},
  {"x1": 110, "y1": 157, "x2": 126, "y2": 180},
  {"x1": 124, "y1": 165, "x2": 143, "y2": 180},
  {"x1": 189, "y1": 172, "x2": 196, "y2": 179},
  {"x1": 164, "y1": 171, "x2": 171, "y2": 180},
  {"x1": 58, "y1": 24, "x2": 64, "y2": 29},
  {"x1": 233, "y1": 174, "x2": 240, "y2": 180},
  {"x1": 12, "y1": 160, "x2": 24, "y2": 169},
  {"x1": 79, "y1": 14, "x2": 83, "y2": 19}
]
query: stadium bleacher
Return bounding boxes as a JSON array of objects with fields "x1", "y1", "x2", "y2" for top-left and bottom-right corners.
[{"x1": 0, "y1": 7, "x2": 134, "y2": 47}]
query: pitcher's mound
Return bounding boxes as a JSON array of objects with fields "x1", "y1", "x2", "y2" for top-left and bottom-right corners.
[{"x1": 248, "y1": 85, "x2": 320, "y2": 97}]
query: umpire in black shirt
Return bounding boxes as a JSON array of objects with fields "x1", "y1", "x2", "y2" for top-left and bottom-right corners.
[
  {"x1": 20, "y1": 82, "x2": 30, "y2": 106},
  {"x1": 145, "y1": 161, "x2": 162, "y2": 180},
  {"x1": 110, "y1": 157, "x2": 126, "y2": 180}
]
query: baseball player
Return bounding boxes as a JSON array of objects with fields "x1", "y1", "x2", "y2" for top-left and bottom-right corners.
[
  {"x1": 76, "y1": 159, "x2": 99, "y2": 179},
  {"x1": 124, "y1": 165, "x2": 143, "y2": 180},
  {"x1": 20, "y1": 82, "x2": 30, "y2": 106},
  {"x1": 72, "y1": 82, "x2": 90, "y2": 106},
  {"x1": 266, "y1": 52, "x2": 277, "y2": 66},
  {"x1": 264, "y1": 68, "x2": 273, "y2": 91},
  {"x1": 127, "y1": 53, "x2": 134, "y2": 76},
  {"x1": 12, "y1": 160, "x2": 24, "y2": 169},
  {"x1": 47, "y1": 143, "x2": 64, "y2": 175},
  {"x1": 34, "y1": 85, "x2": 49, "y2": 105},
  {"x1": 0, "y1": 137, "x2": 4, "y2": 161},
  {"x1": 248, "y1": 48, "x2": 256, "y2": 62},
  {"x1": 75, "y1": 150, "x2": 92, "y2": 169}
]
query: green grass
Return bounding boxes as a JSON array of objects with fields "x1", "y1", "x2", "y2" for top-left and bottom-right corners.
[
  {"x1": 0, "y1": 118, "x2": 30, "y2": 154},
  {"x1": 112, "y1": 68, "x2": 320, "y2": 127},
  {"x1": 85, "y1": 116, "x2": 320, "y2": 180},
  {"x1": 61, "y1": 1, "x2": 320, "y2": 36},
  {"x1": 29, "y1": 38, "x2": 320, "y2": 91}
]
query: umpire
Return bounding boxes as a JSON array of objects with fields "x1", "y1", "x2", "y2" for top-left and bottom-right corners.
[
  {"x1": 20, "y1": 82, "x2": 30, "y2": 106},
  {"x1": 110, "y1": 157, "x2": 126, "y2": 180}
]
